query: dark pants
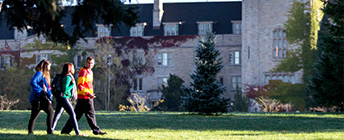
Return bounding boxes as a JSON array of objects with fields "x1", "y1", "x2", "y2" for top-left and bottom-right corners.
[
  {"x1": 52, "y1": 98, "x2": 80, "y2": 135},
  {"x1": 28, "y1": 100, "x2": 53, "y2": 134},
  {"x1": 61, "y1": 99, "x2": 101, "y2": 134}
]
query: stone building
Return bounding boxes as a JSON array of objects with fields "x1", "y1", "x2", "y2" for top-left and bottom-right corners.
[{"x1": 0, "y1": 0, "x2": 302, "y2": 107}]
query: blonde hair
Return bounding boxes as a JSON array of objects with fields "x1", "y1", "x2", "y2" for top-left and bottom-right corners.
[{"x1": 35, "y1": 59, "x2": 51, "y2": 85}]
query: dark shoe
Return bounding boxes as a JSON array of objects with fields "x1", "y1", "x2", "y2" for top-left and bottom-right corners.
[
  {"x1": 94, "y1": 131, "x2": 107, "y2": 135},
  {"x1": 61, "y1": 132, "x2": 70, "y2": 135}
]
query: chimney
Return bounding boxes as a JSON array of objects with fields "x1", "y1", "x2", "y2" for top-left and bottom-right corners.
[{"x1": 153, "y1": 0, "x2": 164, "y2": 29}]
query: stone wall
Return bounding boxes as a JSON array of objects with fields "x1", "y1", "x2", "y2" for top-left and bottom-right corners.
[{"x1": 242, "y1": 0, "x2": 299, "y2": 88}]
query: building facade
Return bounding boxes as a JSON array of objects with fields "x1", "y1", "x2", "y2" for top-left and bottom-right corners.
[{"x1": 0, "y1": 0, "x2": 301, "y2": 107}]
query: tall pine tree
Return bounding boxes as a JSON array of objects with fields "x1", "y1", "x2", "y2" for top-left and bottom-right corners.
[
  {"x1": 309, "y1": 0, "x2": 344, "y2": 108},
  {"x1": 181, "y1": 32, "x2": 230, "y2": 115}
]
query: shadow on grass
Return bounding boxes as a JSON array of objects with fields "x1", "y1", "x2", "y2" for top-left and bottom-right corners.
[
  {"x1": 1, "y1": 111, "x2": 344, "y2": 134},
  {"x1": 94, "y1": 113, "x2": 344, "y2": 133},
  {"x1": 0, "y1": 133, "x2": 128, "y2": 140}
]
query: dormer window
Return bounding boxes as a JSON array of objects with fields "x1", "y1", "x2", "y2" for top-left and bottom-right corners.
[
  {"x1": 163, "y1": 22, "x2": 181, "y2": 36},
  {"x1": 231, "y1": 20, "x2": 242, "y2": 34},
  {"x1": 96, "y1": 24, "x2": 112, "y2": 37},
  {"x1": 130, "y1": 23, "x2": 147, "y2": 37},
  {"x1": 197, "y1": 21, "x2": 213, "y2": 35},
  {"x1": 14, "y1": 27, "x2": 28, "y2": 39}
]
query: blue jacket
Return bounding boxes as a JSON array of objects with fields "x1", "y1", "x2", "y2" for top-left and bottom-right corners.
[{"x1": 29, "y1": 71, "x2": 53, "y2": 102}]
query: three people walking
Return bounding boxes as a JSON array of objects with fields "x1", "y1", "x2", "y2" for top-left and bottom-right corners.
[{"x1": 28, "y1": 57, "x2": 106, "y2": 136}]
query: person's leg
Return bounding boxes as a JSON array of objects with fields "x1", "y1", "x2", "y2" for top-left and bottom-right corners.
[
  {"x1": 28, "y1": 101, "x2": 40, "y2": 134},
  {"x1": 52, "y1": 98, "x2": 64, "y2": 131},
  {"x1": 74, "y1": 99, "x2": 84, "y2": 122},
  {"x1": 42, "y1": 102, "x2": 54, "y2": 134},
  {"x1": 84, "y1": 99, "x2": 102, "y2": 134},
  {"x1": 61, "y1": 98, "x2": 80, "y2": 135},
  {"x1": 61, "y1": 99, "x2": 83, "y2": 134}
]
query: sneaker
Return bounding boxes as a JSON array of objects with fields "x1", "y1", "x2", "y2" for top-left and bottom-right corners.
[
  {"x1": 94, "y1": 131, "x2": 107, "y2": 135},
  {"x1": 78, "y1": 134, "x2": 88, "y2": 137}
]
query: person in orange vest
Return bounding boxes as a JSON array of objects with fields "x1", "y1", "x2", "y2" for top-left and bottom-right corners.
[{"x1": 61, "y1": 56, "x2": 106, "y2": 135}]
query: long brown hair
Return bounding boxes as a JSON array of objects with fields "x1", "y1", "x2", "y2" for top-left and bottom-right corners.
[
  {"x1": 61, "y1": 63, "x2": 74, "y2": 77},
  {"x1": 35, "y1": 59, "x2": 51, "y2": 85}
]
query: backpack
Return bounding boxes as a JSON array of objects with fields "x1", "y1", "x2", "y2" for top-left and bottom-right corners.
[
  {"x1": 52, "y1": 74, "x2": 77, "y2": 100},
  {"x1": 51, "y1": 74, "x2": 63, "y2": 98}
]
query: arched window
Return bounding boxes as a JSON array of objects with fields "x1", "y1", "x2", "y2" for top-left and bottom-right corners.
[
  {"x1": 273, "y1": 28, "x2": 287, "y2": 59},
  {"x1": 278, "y1": 76, "x2": 283, "y2": 81},
  {"x1": 283, "y1": 76, "x2": 289, "y2": 83},
  {"x1": 290, "y1": 76, "x2": 296, "y2": 84},
  {"x1": 265, "y1": 76, "x2": 271, "y2": 84}
]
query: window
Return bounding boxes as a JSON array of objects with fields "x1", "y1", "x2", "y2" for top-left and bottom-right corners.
[
  {"x1": 229, "y1": 51, "x2": 240, "y2": 64},
  {"x1": 231, "y1": 21, "x2": 242, "y2": 34},
  {"x1": 157, "y1": 53, "x2": 172, "y2": 66},
  {"x1": 133, "y1": 53, "x2": 144, "y2": 65},
  {"x1": 164, "y1": 24, "x2": 179, "y2": 36},
  {"x1": 198, "y1": 22, "x2": 213, "y2": 35},
  {"x1": 232, "y1": 76, "x2": 241, "y2": 90},
  {"x1": 36, "y1": 54, "x2": 51, "y2": 64},
  {"x1": 0, "y1": 57, "x2": 4, "y2": 69},
  {"x1": 248, "y1": 46, "x2": 250, "y2": 59},
  {"x1": 133, "y1": 78, "x2": 143, "y2": 91},
  {"x1": 0, "y1": 56, "x2": 15, "y2": 69},
  {"x1": 75, "y1": 55, "x2": 82, "y2": 68},
  {"x1": 130, "y1": 26, "x2": 142, "y2": 36},
  {"x1": 219, "y1": 77, "x2": 224, "y2": 86},
  {"x1": 157, "y1": 77, "x2": 168, "y2": 90},
  {"x1": 130, "y1": 23, "x2": 146, "y2": 36},
  {"x1": 265, "y1": 76, "x2": 271, "y2": 84},
  {"x1": 14, "y1": 27, "x2": 28, "y2": 39},
  {"x1": 273, "y1": 28, "x2": 287, "y2": 59},
  {"x1": 96, "y1": 24, "x2": 112, "y2": 37},
  {"x1": 283, "y1": 76, "x2": 289, "y2": 83},
  {"x1": 290, "y1": 76, "x2": 295, "y2": 84}
]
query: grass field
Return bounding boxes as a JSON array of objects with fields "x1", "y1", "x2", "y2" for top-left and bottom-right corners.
[{"x1": 0, "y1": 110, "x2": 343, "y2": 140}]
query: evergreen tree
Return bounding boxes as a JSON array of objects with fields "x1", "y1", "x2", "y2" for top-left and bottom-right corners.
[
  {"x1": 181, "y1": 32, "x2": 230, "y2": 115},
  {"x1": 158, "y1": 74, "x2": 185, "y2": 111},
  {"x1": 232, "y1": 88, "x2": 249, "y2": 112},
  {"x1": 309, "y1": 0, "x2": 344, "y2": 108}
]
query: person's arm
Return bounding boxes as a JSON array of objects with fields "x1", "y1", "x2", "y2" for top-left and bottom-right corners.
[
  {"x1": 77, "y1": 69, "x2": 92, "y2": 97},
  {"x1": 30, "y1": 72, "x2": 43, "y2": 97},
  {"x1": 63, "y1": 76, "x2": 74, "y2": 97}
]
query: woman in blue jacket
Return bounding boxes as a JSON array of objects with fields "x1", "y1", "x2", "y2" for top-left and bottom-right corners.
[
  {"x1": 28, "y1": 59, "x2": 53, "y2": 134},
  {"x1": 52, "y1": 63, "x2": 85, "y2": 136}
]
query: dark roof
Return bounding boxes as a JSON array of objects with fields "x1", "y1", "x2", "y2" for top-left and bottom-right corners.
[
  {"x1": 114, "y1": 2, "x2": 242, "y2": 36},
  {"x1": 0, "y1": 13, "x2": 15, "y2": 39},
  {"x1": 0, "y1": 2, "x2": 242, "y2": 39},
  {"x1": 163, "y1": 2, "x2": 242, "y2": 35}
]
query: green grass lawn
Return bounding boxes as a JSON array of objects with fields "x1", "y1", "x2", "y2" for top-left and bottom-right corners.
[{"x1": 0, "y1": 111, "x2": 343, "y2": 140}]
